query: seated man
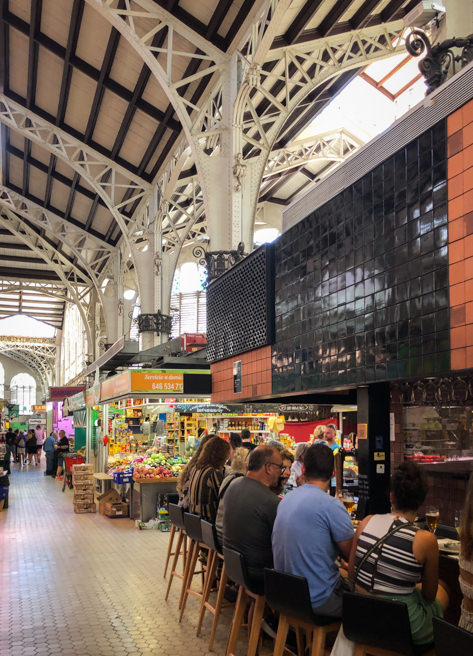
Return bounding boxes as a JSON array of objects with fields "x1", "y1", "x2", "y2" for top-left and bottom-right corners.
[
  {"x1": 222, "y1": 445, "x2": 283, "y2": 592},
  {"x1": 272, "y1": 443, "x2": 354, "y2": 617}
]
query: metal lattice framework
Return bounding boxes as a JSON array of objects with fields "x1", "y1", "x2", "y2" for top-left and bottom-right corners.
[
  {"x1": 0, "y1": 94, "x2": 151, "y2": 287},
  {"x1": 0, "y1": 0, "x2": 427, "y2": 364},
  {"x1": 264, "y1": 129, "x2": 364, "y2": 177},
  {"x1": 0, "y1": 336, "x2": 56, "y2": 394},
  {"x1": 0, "y1": 186, "x2": 113, "y2": 303},
  {"x1": 0, "y1": 205, "x2": 94, "y2": 348}
]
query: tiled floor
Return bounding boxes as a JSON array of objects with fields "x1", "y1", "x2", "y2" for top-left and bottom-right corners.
[{"x1": 0, "y1": 460, "x2": 248, "y2": 656}]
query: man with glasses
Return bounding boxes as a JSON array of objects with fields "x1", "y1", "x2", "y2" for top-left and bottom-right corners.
[{"x1": 222, "y1": 445, "x2": 283, "y2": 592}]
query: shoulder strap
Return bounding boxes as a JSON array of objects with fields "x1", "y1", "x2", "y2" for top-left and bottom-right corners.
[{"x1": 355, "y1": 520, "x2": 414, "y2": 580}]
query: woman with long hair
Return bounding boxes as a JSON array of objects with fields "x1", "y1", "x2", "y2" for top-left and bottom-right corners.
[
  {"x1": 188, "y1": 436, "x2": 230, "y2": 523},
  {"x1": 459, "y1": 473, "x2": 473, "y2": 632},
  {"x1": 349, "y1": 462, "x2": 448, "y2": 646},
  {"x1": 176, "y1": 433, "x2": 213, "y2": 510}
]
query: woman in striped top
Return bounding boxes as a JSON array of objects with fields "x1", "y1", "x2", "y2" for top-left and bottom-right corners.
[
  {"x1": 188, "y1": 436, "x2": 230, "y2": 523},
  {"x1": 348, "y1": 462, "x2": 449, "y2": 646}
]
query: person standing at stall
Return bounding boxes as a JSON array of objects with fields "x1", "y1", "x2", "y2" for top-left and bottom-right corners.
[
  {"x1": 55, "y1": 430, "x2": 70, "y2": 479},
  {"x1": 34, "y1": 424, "x2": 45, "y2": 466},
  {"x1": 43, "y1": 432, "x2": 57, "y2": 477}
]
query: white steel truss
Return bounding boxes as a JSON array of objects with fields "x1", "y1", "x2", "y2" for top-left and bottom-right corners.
[
  {"x1": 264, "y1": 129, "x2": 364, "y2": 177},
  {"x1": 0, "y1": 336, "x2": 56, "y2": 392},
  {"x1": 0, "y1": 206, "x2": 94, "y2": 348},
  {"x1": 234, "y1": 21, "x2": 407, "y2": 159},
  {"x1": 0, "y1": 186, "x2": 113, "y2": 303},
  {"x1": 86, "y1": 0, "x2": 227, "y2": 138},
  {"x1": 0, "y1": 95, "x2": 151, "y2": 282}
]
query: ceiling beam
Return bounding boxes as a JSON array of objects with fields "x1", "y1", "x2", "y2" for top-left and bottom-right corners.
[
  {"x1": 1, "y1": 10, "x2": 181, "y2": 131},
  {"x1": 284, "y1": 0, "x2": 324, "y2": 45}
]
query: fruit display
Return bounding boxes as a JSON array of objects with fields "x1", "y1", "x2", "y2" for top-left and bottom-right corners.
[{"x1": 106, "y1": 450, "x2": 188, "y2": 481}]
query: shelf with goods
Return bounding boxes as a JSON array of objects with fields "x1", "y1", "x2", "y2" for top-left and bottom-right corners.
[{"x1": 163, "y1": 414, "x2": 207, "y2": 457}]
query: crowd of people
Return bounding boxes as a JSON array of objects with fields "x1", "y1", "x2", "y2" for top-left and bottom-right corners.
[
  {"x1": 175, "y1": 425, "x2": 473, "y2": 651},
  {"x1": 3, "y1": 426, "x2": 70, "y2": 479}
]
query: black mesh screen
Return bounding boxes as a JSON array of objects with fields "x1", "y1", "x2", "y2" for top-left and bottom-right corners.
[{"x1": 206, "y1": 244, "x2": 274, "y2": 362}]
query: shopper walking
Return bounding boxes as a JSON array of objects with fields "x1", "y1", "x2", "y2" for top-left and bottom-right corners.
[
  {"x1": 4, "y1": 428, "x2": 16, "y2": 474},
  {"x1": 16, "y1": 430, "x2": 26, "y2": 466},
  {"x1": 34, "y1": 424, "x2": 45, "y2": 466},
  {"x1": 43, "y1": 432, "x2": 57, "y2": 476},
  {"x1": 25, "y1": 429, "x2": 37, "y2": 465}
]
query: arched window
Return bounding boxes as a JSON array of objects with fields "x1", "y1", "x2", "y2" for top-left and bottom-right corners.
[
  {"x1": 171, "y1": 262, "x2": 207, "y2": 337},
  {"x1": 10, "y1": 373, "x2": 36, "y2": 414},
  {"x1": 0, "y1": 362, "x2": 4, "y2": 399}
]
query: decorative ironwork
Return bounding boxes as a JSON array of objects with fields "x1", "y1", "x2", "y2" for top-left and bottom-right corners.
[
  {"x1": 406, "y1": 30, "x2": 473, "y2": 94},
  {"x1": 193, "y1": 242, "x2": 246, "y2": 284},
  {"x1": 137, "y1": 312, "x2": 172, "y2": 336},
  {"x1": 206, "y1": 244, "x2": 274, "y2": 362}
]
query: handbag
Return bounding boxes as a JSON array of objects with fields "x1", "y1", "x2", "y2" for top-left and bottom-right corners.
[{"x1": 346, "y1": 519, "x2": 414, "y2": 591}]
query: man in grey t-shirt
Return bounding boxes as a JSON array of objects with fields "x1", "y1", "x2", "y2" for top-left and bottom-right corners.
[{"x1": 222, "y1": 446, "x2": 283, "y2": 593}]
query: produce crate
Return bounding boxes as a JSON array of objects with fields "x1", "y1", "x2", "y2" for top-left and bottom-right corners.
[
  {"x1": 73, "y1": 481, "x2": 94, "y2": 492},
  {"x1": 73, "y1": 492, "x2": 94, "y2": 503},
  {"x1": 72, "y1": 473, "x2": 94, "y2": 484},
  {"x1": 104, "y1": 500, "x2": 129, "y2": 518},
  {"x1": 113, "y1": 470, "x2": 133, "y2": 484},
  {"x1": 72, "y1": 463, "x2": 93, "y2": 473},
  {"x1": 73, "y1": 502, "x2": 96, "y2": 514}
]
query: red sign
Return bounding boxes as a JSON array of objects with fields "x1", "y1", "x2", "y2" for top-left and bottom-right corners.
[
  {"x1": 180, "y1": 333, "x2": 206, "y2": 352},
  {"x1": 49, "y1": 386, "x2": 85, "y2": 401}
]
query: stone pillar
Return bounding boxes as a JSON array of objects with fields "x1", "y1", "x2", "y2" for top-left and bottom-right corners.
[{"x1": 356, "y1": 383, "x2": 391, "y2": 517}]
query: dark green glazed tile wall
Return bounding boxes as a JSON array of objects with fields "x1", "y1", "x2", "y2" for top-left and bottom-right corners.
[{"x1": 272, "y1": 120, "x2": 449, "y2": 394}]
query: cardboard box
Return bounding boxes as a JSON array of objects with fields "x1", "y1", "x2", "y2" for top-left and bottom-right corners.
[
  {"x1": 97, "y1": 488, "x2": 122, "y2": 515},
  {"x1": 104, "y1": 501, "x2": 129, "y2": 518}
]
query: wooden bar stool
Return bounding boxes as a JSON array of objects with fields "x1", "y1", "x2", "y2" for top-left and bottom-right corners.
[
  {"x1": 223, "y1": 546, "x2": 267, "y2": 656},
  {"x1": 343, "y1": 591, "x2": 435, "y2": 655},
  {"x1": 164, "y1": 504, "x2": 188, "y2": 601},
  {"x1": 163, "y1": 503, "x2": 186, "y2": 578},
  {"x1": 264, "y1": 568, "x2": 340, "y2": 656},
  {"x1": 179, "y1": 512, "x2": 206, "y2": 620},
  {"x1": 197, "y1": 520, "x2": 232, "y2": 650}
]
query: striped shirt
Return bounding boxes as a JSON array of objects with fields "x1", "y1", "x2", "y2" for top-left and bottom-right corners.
[
  {"x1": 188, "y1": 465, "x2": 225, "y2": 523},
  {"x1": 354, "y1": 514, "x2": 422, "y2": 595}
]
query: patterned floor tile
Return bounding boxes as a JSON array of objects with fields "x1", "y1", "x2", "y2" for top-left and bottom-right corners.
[{"x1": 0, "y1": 462, "x2": 253, "y2": 655}]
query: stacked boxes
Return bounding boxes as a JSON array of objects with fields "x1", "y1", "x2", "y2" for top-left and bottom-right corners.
[{"x1": 72, "y1": 464, "x2": 96, "y2": 513}]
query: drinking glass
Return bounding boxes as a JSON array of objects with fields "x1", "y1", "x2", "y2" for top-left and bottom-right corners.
[
  {"x1": 341, "y1": 491, "x2": 355, "y2": 516},
  {"x1": 454, "y1": 510, "x2": 462, "y2": 538},
  {"x1": 425, "y1": 506, "x2": 440, "y2": 533}
]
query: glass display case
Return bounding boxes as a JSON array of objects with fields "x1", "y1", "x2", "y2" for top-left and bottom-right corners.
[{"x1": 404, "y1": 405, "x2": 473, "y2": 470}]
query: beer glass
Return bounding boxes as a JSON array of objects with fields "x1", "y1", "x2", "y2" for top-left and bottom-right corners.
[{"x1": 425, "y1": 506, "x2": 440, "y2": 533}]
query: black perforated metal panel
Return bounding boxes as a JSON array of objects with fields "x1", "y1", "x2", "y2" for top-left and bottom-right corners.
[{"x1": 206, "y1": 244, "x2": 274, "y2": 362}]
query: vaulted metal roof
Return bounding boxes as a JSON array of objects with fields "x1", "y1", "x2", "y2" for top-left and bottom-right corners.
[{"x1": 0, "y1": 0, "x2": 422, "y2": 329}]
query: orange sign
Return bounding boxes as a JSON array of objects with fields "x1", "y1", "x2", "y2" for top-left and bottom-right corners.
[
  {"x1": 85, "y1": 385, "x2": 101, "y2": 407},
  {"x1": 130, "y1": 371, "x2": 184, "y2": 393},
  {"x1": 358, "y1": 423, "x2": 368, "y2": 440},
  {"x1": 32, "y1": 405, "x2": 46, "y2": 412},
  {"x1": 100, "y1": 372, "x2": 130, "y2": 401}
]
